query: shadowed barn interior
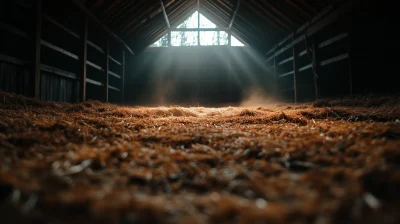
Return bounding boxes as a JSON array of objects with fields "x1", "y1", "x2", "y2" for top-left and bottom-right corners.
[{"x1": 0, "y1": 0, "x2": 399, "y2": 223}]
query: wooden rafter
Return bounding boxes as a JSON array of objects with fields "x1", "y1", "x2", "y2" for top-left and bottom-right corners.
[
  {"x1": 229, "y1": 0, "x2": 240, "y2": 29},
  {"x1": 71, "y1": 0, "x2": 135, "y2": 55},
  {"x1": 160, "y1": 0, "x2": 170, "y2": 28}
]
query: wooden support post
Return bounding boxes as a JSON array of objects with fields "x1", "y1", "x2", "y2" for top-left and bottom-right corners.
[
  {"x1": 312, "y1": 36, "x2": 319, "y2": 99},
  {"x1": 168, "y1": 30, "x2": 171, "y2": 47},
  {"x1": 121, "y1": 48, "x2": 125, "y2": 104},
  {"x1": 292, "y1": 36, "x2": 297, "y2": 103},
  {"x1": 104, "y1": 37, "x2": 110, "y2": 103},
  {"x1": 347, "y1": 32, "x2": 352, "y2": 96},
  {"x1": 72, "y1": 0, "x2": 134, "y2": 56},
  {"x1": 79, "y1": 15, "x2": 88, "y2": 102},
  {"x1": 34, "y1": 0, "x2": 42, "y2": 100}
]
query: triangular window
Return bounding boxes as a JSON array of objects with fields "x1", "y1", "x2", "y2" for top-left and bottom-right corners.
[
  {"x1": 177, "y1": 11, "x2": 198, "y2": 29},
  {"x1": 231, "y1": 36, "x2": 245, "y2": 47},
  {"x1": 199, "y1": 13, "x2": 216, "y2": 28},
  {"x1": 150, "y1": 11, "x2": 245, "y2": 47}
]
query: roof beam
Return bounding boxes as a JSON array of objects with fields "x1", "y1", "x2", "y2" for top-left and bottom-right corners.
[
  {"x1": 71, "y1": 0, "x2": 135, "y2": 56},
  {"x1": 265, "y1": 0, "x2": 355, "y2": 58},
  {"x1": 229, "y1": 0, "x2": 241, "y2": 29},
  {"x1": 172, "y1": 28, "x2": 228, "y2": 31},
  {"x1": 286, "y1": 0, "x2": 312, "y2": 19},
  {"x1": 160, "y1": 0, "x2": 170, "y2": 28}
]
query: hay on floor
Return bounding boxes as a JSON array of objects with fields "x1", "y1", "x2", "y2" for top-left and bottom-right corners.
[{"x1": 0, "y1": 91, "x2": 399, "y2": 223}]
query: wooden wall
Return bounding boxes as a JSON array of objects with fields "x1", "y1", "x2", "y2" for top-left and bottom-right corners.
[
  {"x1": 265, "y1": 0, "x2": 400, "y2": 103},
  {"x1": 2, "y1": 0, "x2": 398, "y2": 106},
  {"x1": 0, "y1": 0, "x2": 127, "y2": 103}
]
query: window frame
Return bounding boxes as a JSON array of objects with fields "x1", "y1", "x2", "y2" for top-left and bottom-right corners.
[{"x1": 150, "y1": 11, "x2": 245, "y2": 47}]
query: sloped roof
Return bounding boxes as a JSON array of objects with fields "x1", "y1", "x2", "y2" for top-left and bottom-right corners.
[{"x1": 81, "y1": 0, "x2": 338, "y2": 54}]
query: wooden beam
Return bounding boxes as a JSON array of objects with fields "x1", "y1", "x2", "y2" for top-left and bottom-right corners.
[
  {"x1": 109, "y1": 55, "x2": 121, "y2": 66},
  {"x1": 274, "y1": 50, "x2": 278, "y2": 97},
  {"x1": 320, "y1": 54, "x2": 348, "y2": 67},
  {"x1": 87, "y1": 61, "x2": 103, "y2": 71},
  {"x1": 229, "y1": 0, "x2": 241, "y2": 29},
  {"x1": 0, "y1": 53, "x2": 30, "y2": 66},
  {"x1": 278, "y1": 56, "x2": 293, "y2": 66},
  {"x1": 160, "y1": 0, "x2": 170, "y2": 28},
  {"x1": 172, "y1": 28, "x2": 228, "y2": 32},
  {"x1": 265, "y1": 0, "x2": 355, "y2": 57},
  {"x1": 43, "y1": 14, "x2": 80, "y2": 39},
  {"x1": 34, "y1": 0, "x2": 42, "y2": 100},
  {"x1": 109, "y1": 71, "x2": 121, "y2": 79},
  {"x1": 347, "y1": 31, "x2": 352, "y2": 96},
  {"x1": 71, "y1": 0, "x2": 135, "y2": 56},
  {"x1": 41, "y1": 40, "x2": 79, "y2": 60},
  {"x1": 318, "y1": 33, "x2": 348, "y2": 49},
  {"x1": 104, "y1": 37, "x2": 110, "y2": 103},
  {"x1": 292, "y1": 36, "x2": 297, "y2": 104},
  {"x1": 279, "y1": 71, "x2": 294, "y2": 78},
  {"x1": 79, "y1": 15, "x2": 88, "y2": 102},
  {"x1": 168, "y1": 30, "x2": 172, "y2": 47},
  {"x1": 121, "y1": 49, "x2": 125, "y2": 104},
  {"x1": 108, "y1": 85, "x2": 120, "y2": 92},
  {"x1": 0, "y1": 22, "x2": 30, "y2": 39},
  {"x1": 87, "y1": 40, "x2": 105, "y2": 54},
  {"x1": 40, "y1": 64, "x2": 77, "y2": 80},
  {"x1": 298, "y1": 63, "x2": 313, "y2": 72},
  {"x1": 298, "y1": 49, "x2": 307, "y2": 57},
  {"x1": 86, "y1": 78, "x2": 102, "y2": 86},
  {"x1": 286, "y1": 0, "x2": 313, "y2": 19},
  {"x1": 312, "y1": 36, "x2": 319, "y2": 99}
]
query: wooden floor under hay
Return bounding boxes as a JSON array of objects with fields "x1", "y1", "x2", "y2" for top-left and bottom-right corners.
[{"x1": 0, "y1": 91, "x2": 399, "y2": 223}]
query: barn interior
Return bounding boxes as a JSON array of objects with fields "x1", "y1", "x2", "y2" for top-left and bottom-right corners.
[{"x1": 0, "y1": 0, "x2": 400, "y2": 223}]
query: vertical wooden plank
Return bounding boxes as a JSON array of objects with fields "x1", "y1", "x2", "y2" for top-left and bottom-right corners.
[
  {"x1": 168, "y1": 30, "x2": 171, "y2": 47},
  {"x1": 40, "y1": 73, "x2": 45, "y2": 100},
  {"x1": 0, "y1": 63, "x2": 3, "y2": 90},
  {"x1": 347, "y1": 32, "x2": 352, "y2": 96},
  {"x1": 24, "y1": 69, "x2": 30, "y2": 96},
  {"x1": 312, "y1": 36, "x2": 319, "y2": 99},
  {"x1": 121, "y1": 48, "x2": 125, "y2": 104},
  {"x1": 292, "y1": 36, "x2": 297, "y2": 103},
  {"x1": 79, "y1": 15, "x2": 88, "y2": 102},
  {"x1": 17, "y1": 67, "x2": 22, "y2": 94},
  {"x1": 34, "y1": 0, "x2": 42, "y2": 100},
  {"x1": 104, "y1": 36, "x2": 110, "y2": 102}
]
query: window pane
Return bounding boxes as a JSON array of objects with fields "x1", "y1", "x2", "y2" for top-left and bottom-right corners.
[
  {"x1": 200, "y1": 31, "x2": 229, "y2": 46},
  {"x1": 171, "y1": 31, "x2": 198, "y2": 46},
  {"x1": 219, "y1": 31, "x2": 229, "y2": 45},
  {"x1": 231, "y1": 35, "x2": 245, "y2": 46},
  {"x1": 177, "y1": 11, "x2": 198, "y2": 28},
  {"x1": 200, "y1": 31, "x2": 218, "y2": 46},
  {"x1": 151, "y1": 34, "x2": 169, "y2": 47},
  {"x1": 199, "y1": 14, "x2": 216, "y2": 28}
]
